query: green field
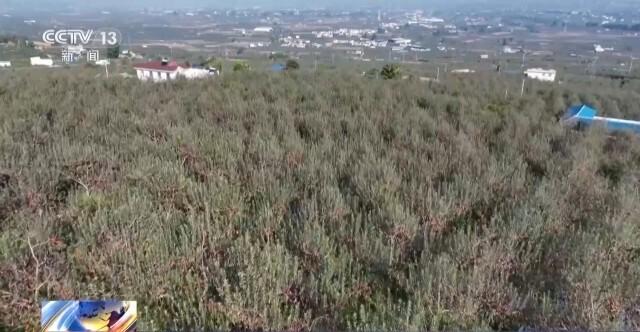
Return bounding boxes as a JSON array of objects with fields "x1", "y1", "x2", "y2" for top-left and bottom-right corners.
[{"x1": 1, "y1": 68, "x2": 640, "y2": 331}]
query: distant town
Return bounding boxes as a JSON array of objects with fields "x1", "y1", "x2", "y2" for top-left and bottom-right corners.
[{"x1": 1, "y1": 5, "x2": 639, "y2": 81}]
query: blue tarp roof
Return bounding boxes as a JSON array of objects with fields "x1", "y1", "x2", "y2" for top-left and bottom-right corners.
[
  {"x1": 271, "y1": 63, "x2": 285, "y2": 72},
  {"x1": 563, "y1": 104, "x2": 640, "y2": 134}
]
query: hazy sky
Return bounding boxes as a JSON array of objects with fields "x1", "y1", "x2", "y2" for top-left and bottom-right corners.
[
  {"x1": 6, "y1": 0, "x2": 450, "y2": 9},
  {"x1": 1, "y1": 0, "x2": 628, "y2": 11}
]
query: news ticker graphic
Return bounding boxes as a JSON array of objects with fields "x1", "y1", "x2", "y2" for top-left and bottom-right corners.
[{"x1": 41, "y1": 300, "x2": 136, "y2": 332}]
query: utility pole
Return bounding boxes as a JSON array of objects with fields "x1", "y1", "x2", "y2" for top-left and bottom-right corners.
[
  {"x1": 105, "y1": 63, "x2": 109, "y2": 79},
  {"x1": 628, "y1": 56, "x2": 634, "y2": 75},
  {"x1": 521, "y1": 77, "x2": 526, "y2": 97},
  {"x1": 436, "y1": 67, "x2": 440, "y2": 81},
  {"x1": 590, "y1": 55, "x2": 599, "y2": 76}
]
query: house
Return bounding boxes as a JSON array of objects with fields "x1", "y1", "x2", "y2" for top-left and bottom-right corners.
[
  {"x1": 451, "y1": 69, "x2": 475, "y2": 74},
  {"x1": 593, "y1": 44, "x2": 614, "y2": 53},
  {"x1": 390, "y1": 38, "x2": 412, "y2": 47},
  {"x1": 134, "y1": 59, "x2": 183, "y2": 82},
  {"x1": 180, "y1": 67, "x2": 218, "y2": 79},
  {"x1": 524, "y1": 68, "x2": 556, "y2": 82},
  {"x1": 562, "y1": 104, "x2": 640, "y2": 134},
  {"x1": 254, "y1": 27, "x2": 273, "y2": 33},
  {"x1": 503, "y1": 46, "x2": 520, "y2": 54},
  {"x1": 30, "y1": 57, "x2": 53, "y2": 67},
  {"x1": 133, "y1": 59, "x2": 217, "y2": 82},
  {"x1": 121, "y1": 50, "x2": 143, "y2": 60},
  {"x1": 411, "y1": 46, "x2": 430, "y2": 52},
  {"x1": 32, "y1": 41, "x2": 51, "y2": 51},
  {"x1": 0, "y1": 61, "x2": 11, "y2": 68},
  {"x1": 95, "y1": 59, "x2": 110, "y2": 66}
]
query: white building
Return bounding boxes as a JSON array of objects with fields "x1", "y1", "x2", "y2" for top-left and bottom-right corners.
[
  {"x1": 451, "y1": 69, "x2": 476, "y2": 74},
  {"x1": 134, "y1": 59, "x2": 183, "y2": 82},
  {"x1": 95, "y1": 59, "x2": 110, "y2": 66},
  {"x1": 503, "y1": 46, "x2": 520, "y2": 54},
  {"x1": 30, "y1": 57, "x2": 53, "y2": 67},
  {"x1": 594, "y1": 44, "x2": 614, "y2": 53},
  {"x1": 390, "y1": 38, "x2": 412, "y2": 47},
  {"x1": 254, "y1": 27, "x2": 273, "y2": 33},
  {"x1": 180, "y1": 67, "x2": 217, "y2": 80},
  {"x1": 133, "y1": 59, "x2": 217, "y2": 82},
  {"x1": 524, "y1": 68, "x2": 557, "y2": 82},
  {"x1": 0, "y1": 61, "x2": 11, "y2": 68}
]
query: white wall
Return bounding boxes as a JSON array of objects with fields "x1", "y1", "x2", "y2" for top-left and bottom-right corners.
[
  {"x1": 30, "y1": 57, "x2": 53, "y2": 67},
  {"x1": 136, "y1": 69, "x2": 146, "y2": 81},
  {"x1": 0, "y1": 61, "x2": 11, "y2": 67},
  {"x1": 135, "y1": 69, "x2": 179, "y2": 82},
  {"x1": 179, "y1": 68, "x2": 213, "y2": 80},
  {"x1": 526, "y1": 70, "x2": 556, "y2": 82}
]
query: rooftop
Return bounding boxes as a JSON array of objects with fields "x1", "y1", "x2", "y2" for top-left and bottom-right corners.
[{"x1": 133, "y1": 60, "x2": 183, "y2": 72}]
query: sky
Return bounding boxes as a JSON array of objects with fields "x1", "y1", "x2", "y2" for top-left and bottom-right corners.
[{"x1": 1, "y1": 0, "x2": 629, "y2": 11}]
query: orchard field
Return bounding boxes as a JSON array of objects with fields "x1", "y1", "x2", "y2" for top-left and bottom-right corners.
[{"x1": 1, "y1": 68, "x2": 640, "y2": 331}]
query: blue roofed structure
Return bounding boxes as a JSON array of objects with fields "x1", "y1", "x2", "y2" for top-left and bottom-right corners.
[
  {"x1": 562, "y1": 104, "x2": 640, "y2": 134},
  {"x1": 271, "y1": 63, "x2": 285, "y2": 72}
]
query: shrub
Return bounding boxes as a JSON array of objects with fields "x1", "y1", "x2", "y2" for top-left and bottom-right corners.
[
  {"x1": 233, "y1": 62, "x2": 251, "y2": 72},
  {"x1": 285, "y1": 59, "x2": 300, "y2": 71},
  {"x1": 380, "y1": 64, "x2": 401, "y2": 80}
]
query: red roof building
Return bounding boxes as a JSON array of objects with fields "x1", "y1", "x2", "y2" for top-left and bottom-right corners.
[{"x1": 133, "y1": 59, "x2": 184, "y2": 81}]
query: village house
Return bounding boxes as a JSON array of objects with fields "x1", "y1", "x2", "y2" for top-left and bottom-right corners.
[
  {"x1": 253, "y1": 27, "x2": 273, "y2": 33},
  {"x1": 451, "y1": 68, "x2": 476, "y2": 74},
  {"x1": 134, "y1": 59, "x2": 183, "y2": 82},
  {"x1": 30, "y1": 56, "x2": 53, "y2": 67},
  {"x1": 133, "y1": 59, "x2": 217, "y2": 82},
  {"x1": 0, "y1": 61, "x2": 11, "y2": 68},
  {"x1": 524, "y1": 68, "x2": 557, "y2": 82}
]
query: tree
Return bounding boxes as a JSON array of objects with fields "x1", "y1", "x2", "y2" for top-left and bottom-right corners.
[
  {"x1": 285, "y1": 59, "x2": 300, "y2": 71},
  {"x1": 380, "y1": 64, "x2": 401, "y2": 80},
  {"x1": 107, "y1": 44, "x2": 120, "y2": 59},
  {"x1": 233, "y1": 62, "x2": 251, "y2": 72}
]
